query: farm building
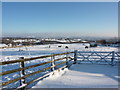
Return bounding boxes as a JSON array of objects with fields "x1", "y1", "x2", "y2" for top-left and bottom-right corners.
[{"x1": 90, "y1": 42, "x2": 97, "y2": 47}]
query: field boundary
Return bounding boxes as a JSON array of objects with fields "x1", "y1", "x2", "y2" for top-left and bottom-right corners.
[{"x1": 1, "y1": 51, "x2": 119, "y2": 89}]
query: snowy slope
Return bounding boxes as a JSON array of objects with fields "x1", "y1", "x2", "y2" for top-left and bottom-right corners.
[{"x1": 32, "y1": 64, "x2": 119, "y2": 88}]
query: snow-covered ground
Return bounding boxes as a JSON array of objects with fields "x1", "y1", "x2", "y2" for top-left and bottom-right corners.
[
  {"x1": 0, "y1": 44, "x2": 8, "y2": 48},
  {"x1": 1, "y1": 43, "x2": 119, "y2": 88},
  {"x1": 32, "y1": 64, "x2": 119, "y2": 88},
  {"x1": 1, "y1": 43, "x2": 118, "y2": 62}
]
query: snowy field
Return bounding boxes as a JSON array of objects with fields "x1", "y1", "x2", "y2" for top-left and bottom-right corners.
[
  {"x1": 33, "y1": 64, "x2": 119, "y2": 88},
  {"x1": 1, "y1": 43, "x2": 119, "y2": 88},
  {"x1": 1, "y1": 43, "x2": 118, "y2": 62}
]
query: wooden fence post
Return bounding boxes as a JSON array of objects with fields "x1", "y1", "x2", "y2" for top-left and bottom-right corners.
[
  {"x1": 111, "y1": 51, "x2": 115, "y2": 66},
  {"x1": 74, "y1": 50, "x2": 77, "y2": 64},
  {"x1": 66, "y1": 53, "x2": 69, "y2": 68},
  {"x1": 51, "y1": 55, "x2": 55, "y2": 71},
  {"x1": 19, "y1": 57, "x2": 25, "y2": 88}
]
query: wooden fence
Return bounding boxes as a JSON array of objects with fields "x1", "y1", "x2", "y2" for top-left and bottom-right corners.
[
  {"x1": 0, "y1": 50, "x2": 119, "y2": 89},
  {"x1": 0, "y1": 52, "x2": 74, "y2": 89}
]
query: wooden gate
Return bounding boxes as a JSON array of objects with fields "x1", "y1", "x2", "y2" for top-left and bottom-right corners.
[{"x1": 75, "y1": 50, "x2": 120, "y2": 65}]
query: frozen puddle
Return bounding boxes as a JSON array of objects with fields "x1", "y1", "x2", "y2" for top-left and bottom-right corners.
[{"x1": 32, "y1": 64, "x2": 119, "y2": 88}]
